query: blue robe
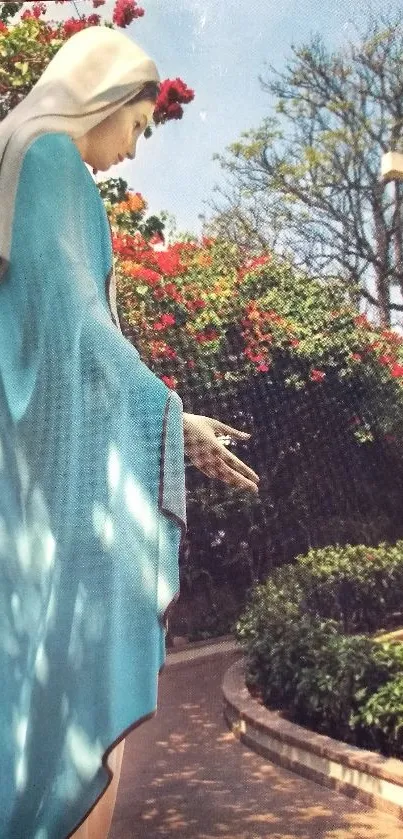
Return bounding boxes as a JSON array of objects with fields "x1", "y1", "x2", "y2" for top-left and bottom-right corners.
[{"x1": 0, "y1": 132, "x2": 187, "y2": 839}]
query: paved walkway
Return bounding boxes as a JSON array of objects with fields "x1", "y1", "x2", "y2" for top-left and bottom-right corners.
[{"x1": 110, "y1": 643, "x2": 402, "y2": 839}]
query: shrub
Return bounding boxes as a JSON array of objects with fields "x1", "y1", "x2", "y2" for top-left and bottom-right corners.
[
  {"x1": 289, "y1": 631, "x2": 393, "y2": 743},
  {"x1": 352, "y1": 674, "x2": 403, "y2": 756},
  {"x1": 298, "y1": 541, "x2": 403, "y2": 633},
  {"x1": 234, "y1": 540, "x2": 403, "y2": 757}
]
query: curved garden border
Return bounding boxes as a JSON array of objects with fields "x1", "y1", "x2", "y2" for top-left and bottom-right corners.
[{"x1": 222, "y1": 656, "x2": 403, "y2": 821}]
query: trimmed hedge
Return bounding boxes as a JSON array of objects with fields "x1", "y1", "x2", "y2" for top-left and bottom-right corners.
[
  {"x1": 234, "y1": 541, "x2": 403, "y2": 757},
  {"x1": 297, "y1": 541, "x2": 403, "y2": 633}
]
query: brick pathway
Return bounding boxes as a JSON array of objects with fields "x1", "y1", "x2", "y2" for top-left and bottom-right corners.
[{"x1": 109, "y1": 646, "x2": 402, "y2": 839}]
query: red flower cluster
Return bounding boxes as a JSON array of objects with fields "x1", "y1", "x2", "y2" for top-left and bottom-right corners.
[
  {"x1": 381, "y1": 329, "x2": 403, "y2": 344},
  {"x1": 153, "y1": 313, "x2": 176, "y2": 331},
  {"x1": 390, "y1": 362, "x2": 403, "y2": 378},
  {"x1": 185, "y1": 298, "x2": 206, "y2": 313},
  {"x1": 265, "y1": 310, "x2": 286, "y2": 324},
  {"x1": 154, "y1": 78, "x2": 195, "y2": 125},
  {"x1": 113, "y1": 0, "x2": 144, "y2": 28},
  {"x1": 21, "y1": 3, "x2": 47, "y2": 20},
  {"x1": 112, "y1": 233, "x2": 148, "y2": 258},
  {"x1": 379, "y1": 354, "x2": 395, "y2": 366},
  {"x1": 0, "y1": 21, "x2": 8, "y2": 33},
  {"x1": 244, "y1": 348, "x2": 264, "y2": 362},
  {"x1": 161, "y1": 375, "x2": 177, "y2": 390},
  {"x1": 170, "y1": 241, "x2": 199, "y2": 254},
  {"x1": 153, "y1": 284, "x2": 184, "y2": 304},
  {"x1": 149, "y1": 339, "x2": 177, "y2": 360},
  {"x1": 347, "y1": 333, "x2": 403, "y2": 380},
  {"x1": 243, "y1": 347, "x2": 270, "y2": 372},
  {"x1": 310, "y1": 369, "x2": 326, "y2": 382},
  {"x1": 238, "y1": 254, "x2": 271, "y2": 281},
  {"x1": 152, "y1": 249, "x2": 186, "y2": 277},
  {"x1": 130, "y1": 266, "x2": 161, "y2": 285},
  {"x1": 54, "y1": 0, "x2": 105, "y2": 4},
  {"x1": 62, "y1": 15, "x2": 101, "y2": 36},
  {"x1": 194, "y1": 328, "x2": 220, "y2": 343}
]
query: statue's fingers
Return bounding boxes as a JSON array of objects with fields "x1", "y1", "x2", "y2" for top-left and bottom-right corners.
[{"x1": 221, "y1": 450, "x2": 259, "y2": 482}]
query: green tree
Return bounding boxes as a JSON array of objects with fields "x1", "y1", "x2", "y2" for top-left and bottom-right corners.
[{"x1": 205, "y1": 11, "x2": 403, "y2": 328}]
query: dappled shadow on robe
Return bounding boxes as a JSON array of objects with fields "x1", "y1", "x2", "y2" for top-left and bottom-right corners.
[{"x1": 0, "y1": 338, "x2": 184, "y2": 839}]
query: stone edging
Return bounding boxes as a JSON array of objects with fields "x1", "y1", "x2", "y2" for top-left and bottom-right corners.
[
  {"x1": 165, "y1": 638, "x2": 239, "y2": 667},
  {"x1": 167, "y1": 633, "x2": 236, "y2": 654},
  {"x1": 222, "y1": 657, "x2": 403, "y2": 821}
]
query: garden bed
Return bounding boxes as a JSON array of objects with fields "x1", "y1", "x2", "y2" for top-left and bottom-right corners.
[
  {"x1": 223, "y1": 657, "x2": 403, "y2": 820},
  {"x1": 234, "y1": 541, "x2": 403, "y2": 762}
]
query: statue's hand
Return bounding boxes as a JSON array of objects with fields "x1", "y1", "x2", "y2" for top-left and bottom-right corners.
[{"x1": 183, "y1": 413, "x2": 260, "y2": 494}]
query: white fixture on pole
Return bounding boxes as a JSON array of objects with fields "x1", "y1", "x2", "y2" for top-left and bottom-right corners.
[{"x1": 381, "y1": 151, "x2": 403, "y2": 182}]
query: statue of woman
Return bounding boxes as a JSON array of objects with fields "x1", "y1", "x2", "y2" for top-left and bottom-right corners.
[{"x1": 0, "y1": 25, "x2": 259, "y2": 839}]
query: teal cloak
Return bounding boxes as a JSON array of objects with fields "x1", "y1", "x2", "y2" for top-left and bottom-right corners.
[{"x1": 0, "y1": 132, "x2": 187, "y2": 838}]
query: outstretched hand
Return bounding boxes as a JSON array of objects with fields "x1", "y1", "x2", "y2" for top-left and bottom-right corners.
[{"x1": 182, "y1": 412, "x2": 260, "y2": 494}]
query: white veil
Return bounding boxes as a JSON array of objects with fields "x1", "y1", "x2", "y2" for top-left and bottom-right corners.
[{"x1": 0, "y1": 24, "x2": 160, "y2": 279}]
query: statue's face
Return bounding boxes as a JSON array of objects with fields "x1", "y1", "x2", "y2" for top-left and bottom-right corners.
[{"x1": 74, "y1": 99, "x2": 155, "y2": 171}]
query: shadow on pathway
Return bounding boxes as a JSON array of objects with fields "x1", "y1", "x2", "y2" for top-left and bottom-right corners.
[{"x1": 110, "y1": 647, "x2": 402, "y2": 839}]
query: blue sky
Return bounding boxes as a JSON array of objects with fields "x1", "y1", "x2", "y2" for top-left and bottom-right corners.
[{"x1": 38, "y1": 0, "x2": 403, "y2": 240}]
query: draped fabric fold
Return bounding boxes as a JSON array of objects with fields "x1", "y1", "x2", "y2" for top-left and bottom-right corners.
[{"x1": 0, "y1": 131, "x2": 186, "y2": 839}]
